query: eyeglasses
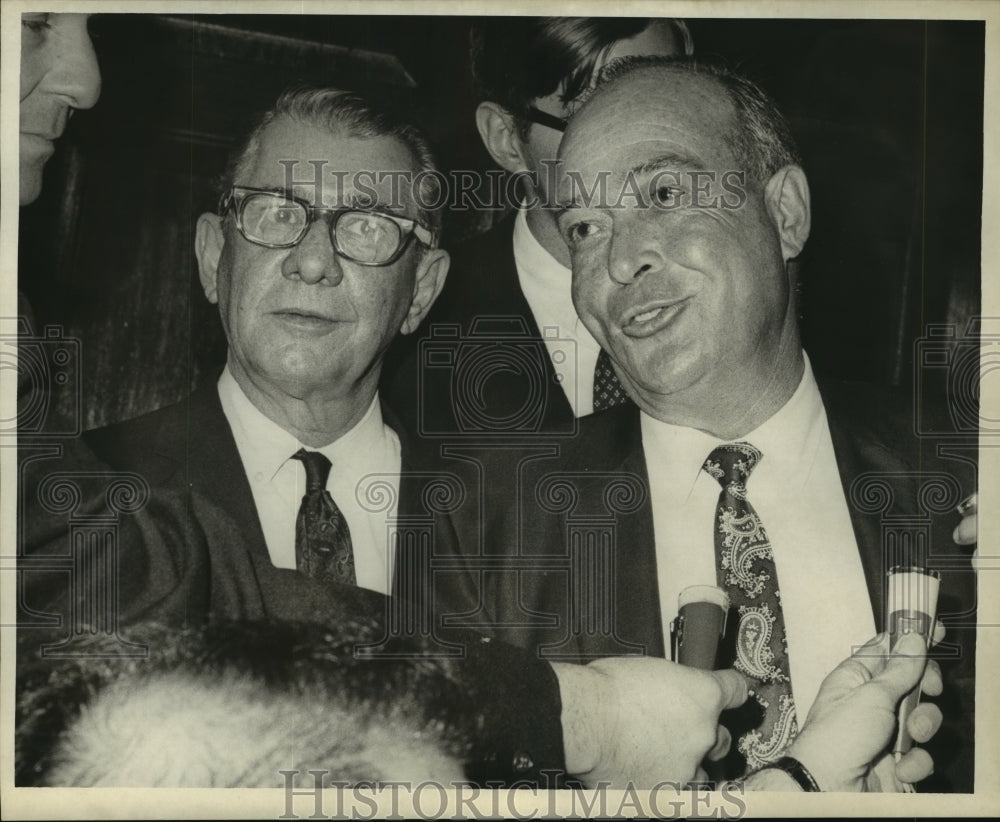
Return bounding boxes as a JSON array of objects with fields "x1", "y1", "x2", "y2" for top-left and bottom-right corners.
[
  {"x1": 219, "y1": 186, "x2": 437, "y2": 267},
  {"x1": 526, "y1": 106, "x2": 568, "y2": 133}
]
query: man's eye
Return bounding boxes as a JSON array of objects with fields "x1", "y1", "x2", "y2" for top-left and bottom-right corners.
[
  {"x1": 22, "y1": 14, "x2": 51, "y2": 39},
  {"x1": 270, "y1": 207, "x2": 304, "y2": 226},
  {"x1": 653, "y1": 186, "x2": 683, "y2": 207},
  {"x1": 344, "y1": 216, "x2": 385, "y2": 238},
  {"x1": 563, "y1": 221, "x2": 601, "y2": 245}
]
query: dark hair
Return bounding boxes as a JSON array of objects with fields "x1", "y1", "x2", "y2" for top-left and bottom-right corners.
[
  {"x1": 586, "y1": 56, "x2": 802, "y2": 182},
  {"x1": 470, "y1": 17, "x2": 693, "y2": 134},
  {"x1": 16, "y1": 619, "x2": 476, "y2": 786},
  {"x1": 219, "y1": 86, "x2": 443, "y2": 237}
]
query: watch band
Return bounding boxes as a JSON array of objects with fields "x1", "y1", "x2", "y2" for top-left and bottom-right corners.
[{"x1": 767, "y1": 756, "x2": 822, "y2": 791}]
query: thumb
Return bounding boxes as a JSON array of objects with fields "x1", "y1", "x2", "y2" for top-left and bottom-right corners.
[
  {"x1": 874, "y1": 632, "x2": 927, "y2": 699},
  {"x1": 712, "y1": 668, "x2": 750, "y2": 710}
]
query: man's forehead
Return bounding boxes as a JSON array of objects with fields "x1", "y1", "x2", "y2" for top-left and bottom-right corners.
[
  {"x1": 564, "y1": 71, "x2": 734, "y2": 160},
  {"x1": 245, "y1": 118, "x2": 419, "y2": 208}
]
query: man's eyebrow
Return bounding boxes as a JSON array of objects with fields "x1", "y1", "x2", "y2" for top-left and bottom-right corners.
[
  {"x1": 629, "y1": 152, "x2": 706, "y2": 176},
  {"x1": 342, "y1": 192, "x2": 406, "y2": 215}
]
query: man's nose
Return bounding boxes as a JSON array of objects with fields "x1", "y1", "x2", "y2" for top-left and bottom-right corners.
[
  {"x1": 51, "y1": 15, "x2": 102, "y2": 111},
  {"x1": 607, "y1": 218, "x2": 666, "y2": 285},
  {"x1": 281, "y1": 221, "x2": 344, "y2": 286}
]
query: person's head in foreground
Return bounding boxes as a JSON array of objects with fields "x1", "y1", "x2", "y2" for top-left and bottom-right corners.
[{"x1": 16, "y1": 619, "x2": 475, "y2": 787}]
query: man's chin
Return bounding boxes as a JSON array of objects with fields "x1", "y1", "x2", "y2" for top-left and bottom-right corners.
[{"x1": 19, "y1": 172, "x2": 44, "y2": 206}]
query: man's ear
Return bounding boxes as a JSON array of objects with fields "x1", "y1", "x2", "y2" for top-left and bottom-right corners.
[
  {"x1": 401, "y1": 248, "x2": 450, "y2": 335},
  {"x1": 195, "y1": 212, "x2": 225, "y2": 304},
  {"x1": 764, "y1": 165, "x2": 811, "y2": 262},
  {"x1": 475, "y1": 101, "x2": 530, "y2": 174}
]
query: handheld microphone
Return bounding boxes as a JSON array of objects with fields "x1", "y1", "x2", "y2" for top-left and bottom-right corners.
[
  {"x1": 671, "y1": 585, "x2": 730, "y2": 670},
  {"x1": 887, "y1": 566, "x2": 940, "y2": 760}
]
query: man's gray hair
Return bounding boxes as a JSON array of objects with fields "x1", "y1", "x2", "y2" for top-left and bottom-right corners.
[
  {"x1": 584, "y1": 56, "x2": 802, "y2": 182},
  {"x1": 220, "y1": 86, "x2": 443, "y2": 236}
]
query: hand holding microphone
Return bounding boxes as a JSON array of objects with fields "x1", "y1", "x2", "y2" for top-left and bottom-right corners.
[
  {"x1": 671, "y1": 584, "x2": 730, "y2": 670},
  {"x1": 887, "y1": 566, "x2": 940, "y2": 766},
  {"x1": 671, "y1": 585, "x2": 734, "y2": 771}
]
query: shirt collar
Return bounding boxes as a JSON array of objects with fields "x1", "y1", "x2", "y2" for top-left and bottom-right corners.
[
  {"x1": 512, "y1": 204, "x2": 569, "y2": 283},
  {"x1": 217, "y1": 365, "x2": 387, "y2": 482},
  {"x1": 640, "y1": 353, "x2": 824, "y2": 489}
]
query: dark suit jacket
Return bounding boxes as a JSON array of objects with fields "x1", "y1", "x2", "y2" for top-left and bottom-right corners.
[
  {"x1": 383, "y1": 214, "x2": 581, "y2": 439},
  {"x1": 17, "y1": 378, "x2": 565, "y2": 785},
  {"x1": 429, "y1": 378, "x2": 977, "y2": 792}
]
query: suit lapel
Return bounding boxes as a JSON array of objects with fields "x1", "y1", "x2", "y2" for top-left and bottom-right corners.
[
  {"x1": 151, "y1": 379, "x2": 271, "y2": 569},
  {"x1": 576, "y1": 407, "x2": 664, "y2": 658}
]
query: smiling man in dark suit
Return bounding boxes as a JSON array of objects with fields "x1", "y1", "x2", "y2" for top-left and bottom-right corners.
[{"x1": 436, "y1": 56, "x2": 977, "y2": 792}]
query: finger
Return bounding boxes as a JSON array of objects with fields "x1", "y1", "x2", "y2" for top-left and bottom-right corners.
[
  {"x1": 920, "y1": 658, "x2": 943, "y2": 697},
  {"x1": 707, "y1": 725, "x2": 731, "y2": 761},
  {"x1": 874, "y1": 632, "x2": 926, "y2": 698},
  {"x1": 827, "y1": 633, "x2": 890, "y2": 686},
  {"x1": 894, "y1": 747, "x2": 934, "y2": 784},
  {"x1": 956, "y1": 492, "x2": 977, "y2": 516},
  {"x1": 907, "y1": 703, "x2": 943, "y2": 744},
  {"x1": 931, "y1": 620, "x2": 947, "y2": 646},
  {"x1": 712, "y1": 668, "x2": 749, "y2": 710},
  {"x1": 952, "y1": 512, "x2": 977, "y2": 545}
]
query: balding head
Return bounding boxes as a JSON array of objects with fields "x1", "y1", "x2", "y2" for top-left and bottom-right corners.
[{"x1": 568, "y1": 57, "x2": 802, "y2": 184}]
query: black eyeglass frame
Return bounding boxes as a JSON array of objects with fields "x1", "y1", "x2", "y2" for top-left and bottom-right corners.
[
  {"x1": 219, "y1": 186, "x2": 437, "y2": 267},
  {"x1": 525, "y1": 106, "x2": 569, "y2": 133}
]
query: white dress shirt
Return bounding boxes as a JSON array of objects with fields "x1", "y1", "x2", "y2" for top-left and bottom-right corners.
[
  {"x1": 217, "y1": 367, "x2": 401, "y2": 595},
  {"x1": 512, "y1": 206, "x2": 603, "y2": 417},
  {"x1": 641, "y1": 355, "x2": 876, "y2": 718}
]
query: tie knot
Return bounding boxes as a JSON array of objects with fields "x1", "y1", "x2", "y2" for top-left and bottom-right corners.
[
  {"x1": 292, "y1": 449, "x2": 332, "y2": 493},
  {"x1": 703, "y1": 442, "x2": 762, "y2": 487}
]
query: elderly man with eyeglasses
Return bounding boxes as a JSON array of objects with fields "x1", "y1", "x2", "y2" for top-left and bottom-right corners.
[{"x1": 87, "y1": 88, "x2": 449, "y2": 594}]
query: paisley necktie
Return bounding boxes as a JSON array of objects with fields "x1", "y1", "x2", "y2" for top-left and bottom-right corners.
[{"x1": 703, "y1": 442, "x2": 798, "y2": 772}]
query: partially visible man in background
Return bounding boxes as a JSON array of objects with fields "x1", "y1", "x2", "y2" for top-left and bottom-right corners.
[{"x1": 18, "y1": 11, "x2": 101, "y2": 207}]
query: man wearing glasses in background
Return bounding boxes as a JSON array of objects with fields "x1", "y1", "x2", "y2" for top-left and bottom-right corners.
[{"x1": 387, "y1": 17, "x2": 691, "y2": 431}]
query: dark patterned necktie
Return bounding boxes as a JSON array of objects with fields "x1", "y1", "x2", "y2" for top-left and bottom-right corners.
[
  {"x1": 592, "y1": 347, "x2": 630, "y2": 412},
  {"x1": 291, "y1": 449, "x2": 356, "y2": 585},
  {"x1": 702, "y1": 442, "x2": 798, "y2": 773}
]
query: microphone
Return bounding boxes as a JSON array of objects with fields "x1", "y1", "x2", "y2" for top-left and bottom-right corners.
[
  {"x1": 671, "y1": 585, "x2": 730, "y2": 670},
  {"x1": 887, "y1": 566, "x2": 940, "y2": 761}
]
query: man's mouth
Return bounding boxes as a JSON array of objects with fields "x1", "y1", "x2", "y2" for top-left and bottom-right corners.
[
  {"x1": 273, "y1": 309, "x2": 340, "y2": 328},
  {"x1": 621, "y1": 299, "x2": 688, "y2": 338},
  {"x1": 20, "y1": 134, "x2": 56, "y2": 155}
]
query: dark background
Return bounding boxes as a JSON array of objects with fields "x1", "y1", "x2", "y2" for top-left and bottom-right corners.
[{"x1": 18, "y1": 14, "x2": 984, "y2": 431}]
